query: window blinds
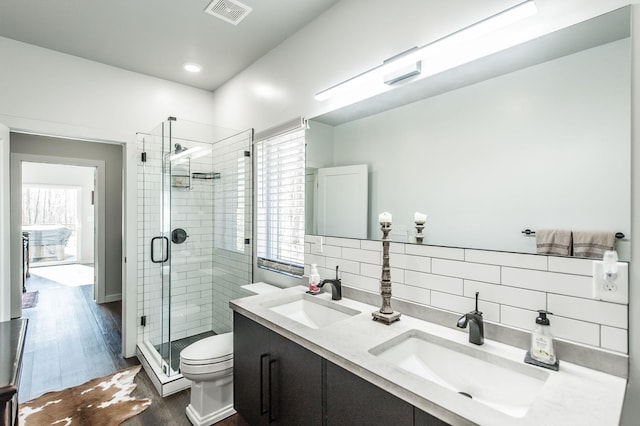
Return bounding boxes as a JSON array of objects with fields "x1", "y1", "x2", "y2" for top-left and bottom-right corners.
[{"x1": 255, "y1": 125, "x2": 305, "y2": 276}]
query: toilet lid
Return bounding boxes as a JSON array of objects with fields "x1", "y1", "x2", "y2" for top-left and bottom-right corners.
[{"x1": 180, "y1": 333, "x2": 233, "y2": 365}]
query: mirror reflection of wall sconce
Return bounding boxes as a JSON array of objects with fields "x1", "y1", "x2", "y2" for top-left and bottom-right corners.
[{"x1": 315, "y1": 0, "x2": 537, "y2": 102}]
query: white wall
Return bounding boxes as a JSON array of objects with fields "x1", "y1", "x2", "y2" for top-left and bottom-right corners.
[
  {"x1": 22, "y1": 163, "x2": 95, "y2": 263},
  {"x1": 0, "y1": 36, "x2": 223, "y2": 356},
  {"x1": 0, "y1": 124, "x2": 10, "y2": 322}
]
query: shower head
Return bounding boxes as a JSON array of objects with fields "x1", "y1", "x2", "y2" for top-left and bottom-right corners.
[{"x1": 174, "y1": 143, "x2": 188, "y2": 154}]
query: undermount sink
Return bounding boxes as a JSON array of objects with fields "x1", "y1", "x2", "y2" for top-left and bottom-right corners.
[
  {"x1": 369, "y1": 329, "x2": 549, "y2": 418},
  {"x1": 265, "y1": 293, "x2": 360, "y2": 329}
]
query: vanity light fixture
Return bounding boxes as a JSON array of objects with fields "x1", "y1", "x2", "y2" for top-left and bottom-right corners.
[
  {"x1": 183, "y1": 63, "x2": 202, "y2": 73},
  {"x1": 315, "y1": 0, "x2": 537, "y2": 102}
]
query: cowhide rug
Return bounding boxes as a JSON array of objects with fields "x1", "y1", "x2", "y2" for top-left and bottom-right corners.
[{"x1": 19, "y1": 365, "x2": 151, "y2": 425}]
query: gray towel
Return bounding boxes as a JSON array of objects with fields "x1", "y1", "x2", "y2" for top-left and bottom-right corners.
[
  {"x1": 573, "y1": 231, "x2": 615, "y2": 259},
  {"x1": 536, "y1": 229, "x2": 572, "y2": 256}
]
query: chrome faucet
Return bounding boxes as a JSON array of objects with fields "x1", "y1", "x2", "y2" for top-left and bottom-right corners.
[
  {"x1": 319, "y1": 265, "x2": 342, "y2": 300},
  {"x1": 457, "y1": 292, "x2": 484, "y2": 345}
]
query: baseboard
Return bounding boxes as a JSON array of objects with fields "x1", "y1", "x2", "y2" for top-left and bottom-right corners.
[{"x1": 104, "y1": 293, "x2": 122, "y2": 303}]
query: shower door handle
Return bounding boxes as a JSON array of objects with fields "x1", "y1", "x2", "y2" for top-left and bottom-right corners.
[{"x1": 151, "y1": 236, "x2": 169, "y2": 263}]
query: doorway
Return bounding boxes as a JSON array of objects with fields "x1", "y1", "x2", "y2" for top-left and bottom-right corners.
[
  {"x1": 9, "y1": 132, "x2": 124, "y2": 400},
  {"x1": 21, "y1": 162, "x2": 97, "y2": 310},
  {"x1": 11, "y1": 154, "x2": 106, "y2": 311}
]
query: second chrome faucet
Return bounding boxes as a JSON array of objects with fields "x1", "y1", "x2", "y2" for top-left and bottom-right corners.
[{"x1": 457, "y1": 291, "x2": 484, "y2": 345}]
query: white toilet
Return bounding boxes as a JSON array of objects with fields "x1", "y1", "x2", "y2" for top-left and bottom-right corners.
[{"x1": 180, "y1": 332, "x2": 235, "y2": 426}]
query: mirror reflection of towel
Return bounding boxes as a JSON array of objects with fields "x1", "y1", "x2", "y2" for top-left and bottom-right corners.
[
  {"x1": 573, "y1": 231, "x2": 615, "y2": 259},
  {"x1": 536, "y1": 229, "x2": 572, "y2": 256}
]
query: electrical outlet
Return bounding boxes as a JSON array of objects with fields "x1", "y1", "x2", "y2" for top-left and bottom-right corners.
[{"x1": 592, "y1": 261, "x2": 628, "y2": 304}]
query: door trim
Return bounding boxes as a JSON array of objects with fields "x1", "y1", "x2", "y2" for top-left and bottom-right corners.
[
  {"x1": 0, "y1": 124, "x2": 10, "y2": 321},
  {"x1": 10, "y1": 154, "x2": 107, "y2": 310}
]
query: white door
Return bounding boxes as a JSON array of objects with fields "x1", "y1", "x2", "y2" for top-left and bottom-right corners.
[
  {"x1": 317, "y1": 164, "x2": 368, "y2": 239},
  {"x1": 0, "y1": 123, "x2": 11, "y2": 321},
  {"x1": 305, "y1": 169, "x2": 318, "y2": 235}
]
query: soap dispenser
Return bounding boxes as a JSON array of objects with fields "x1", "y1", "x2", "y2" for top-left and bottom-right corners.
[
  {"x1": 529, "y1": 310, "x2": 557, "y2": 367},
  {"x1": 308, "y1": 264, "x2": 321, "y2": 294}
]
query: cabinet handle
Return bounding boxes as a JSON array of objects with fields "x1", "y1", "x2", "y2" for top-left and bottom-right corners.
[
  {"x1": 260, "y1": 354, "x2": 270, "y2": 415},
  {"x1": 269, "y1": 359, "x2": 279, "y2": 423}
]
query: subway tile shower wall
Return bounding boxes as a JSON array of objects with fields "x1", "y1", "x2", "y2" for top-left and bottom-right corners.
[
  {"x1": 305, "y1": 236, "x2": 629, "y2": 354},
  {"x1": 136, "y1": 133, "x2": 252, "y2": 348}
]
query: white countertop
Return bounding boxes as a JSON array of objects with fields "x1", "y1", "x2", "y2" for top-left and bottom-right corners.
[{"x1": 230, "y1": 285, "x2": 626, "y2": 426}]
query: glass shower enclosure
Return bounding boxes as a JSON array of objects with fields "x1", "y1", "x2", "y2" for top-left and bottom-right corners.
[{"x1": 137, "y1": 117, "x2": 253, "y2": 394}]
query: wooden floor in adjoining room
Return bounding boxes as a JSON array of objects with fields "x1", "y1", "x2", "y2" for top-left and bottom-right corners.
[{"x1": 20, "y1": 268, "x2": 248, "y2": 426}]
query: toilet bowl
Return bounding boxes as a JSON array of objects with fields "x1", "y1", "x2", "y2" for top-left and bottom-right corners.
[{"x1": 180, "y1": 332, "x2": 235, "y2": 426}]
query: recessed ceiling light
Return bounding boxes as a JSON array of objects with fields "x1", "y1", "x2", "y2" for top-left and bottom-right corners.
[{"x1": 183, "y1": 63, "x2": 202, "y2": 73}]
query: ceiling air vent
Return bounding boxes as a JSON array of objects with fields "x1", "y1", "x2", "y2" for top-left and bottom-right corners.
[{"x1": 205, "y1": 0, "x2": 253, "y2": 26}]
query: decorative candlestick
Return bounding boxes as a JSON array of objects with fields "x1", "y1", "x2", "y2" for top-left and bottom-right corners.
[
  {"x1": 414, "y1": 212, "x2": 427, "y2": 244},
  {"x1": 415, "y1": 224, "x2": 425, "y2": 244},
  {"x1": 372, "y1": 215, "x2": 401, "y2": 325}
]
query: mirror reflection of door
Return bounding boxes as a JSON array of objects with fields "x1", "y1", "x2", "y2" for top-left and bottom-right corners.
[{"x1": 316, "y1": 164, "x2": 368, "y2": 239}]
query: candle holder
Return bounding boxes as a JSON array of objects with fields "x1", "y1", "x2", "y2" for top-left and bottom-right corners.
[
  {"x1": 372, "y1": 222, "x2": 401, "y2": 325},
  {"x1": 415, "y1": 223, "x2": 425, "y2": 244}
]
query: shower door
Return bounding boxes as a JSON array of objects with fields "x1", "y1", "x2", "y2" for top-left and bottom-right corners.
[
  {"x1": 141, "y1": 119, "x2": 176, "y2": 375},
  {"x1": 140, "y1": 118, "x2": 254, "y2": 379}
]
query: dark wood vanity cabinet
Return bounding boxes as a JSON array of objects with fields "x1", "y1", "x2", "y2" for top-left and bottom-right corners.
[
  {"x1": 325, "y1": 360, "x2": 414, "y2": 425},
  {"x1": 233, "y1": 312, "x2": 450, "y2": 426},
  {"x1": 233, "y1": 312, "x2": 323, "y2": 425}
]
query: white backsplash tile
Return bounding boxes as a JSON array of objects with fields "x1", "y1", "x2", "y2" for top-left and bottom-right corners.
[
  {"x1": 465, "y1": 249, "x2": 547, "y2": 270},
  {"x1": 464, "y1": 280, "x2": 546, "y2": 311},
  {"x1": 304, "y1": 236, "x2": 629, "y2": 354},
  {"x1": 342, "y1": 247, "x2": 381, "y2": 265},
  {"x1": 548, "y1": 256, "x2": 594, "y2": 276},
  {"x1": 500, "y1": 305, "x2": 534, "y2": 331},
  {"x1": 360, "y1": 240, "x2": 382, "y2": 252},
  {"x1": 305, "y1": 253, "x2": 327, "y2": 268},
  {"x1": 502, "y1": 267, "x2": 592, "y2": 298},
  {"x1": 431, "y1": 291, "x2": 500, "y2": 322},
  {"x1": 405, "y1": 244, "x2": 464, "y2": 260},
  {"x1": 601, "y1": 326, "x2": 628, "y2": 353},
  {"x1": 405, "y1": 270, "x2": 463, "y2": 295},
  {"x1": 321, "y1": 244, "x2": 343, "y2": 259},
  {"x1": 392, "y1": 253, "x2": 431, "y2": 273},
  {"x1": 433, "y1": 259, "x2": 500, "y2": 284},
  {"x1": 325, "y1": 236, "x2": 361, "y2": 248},
  {"x1": 342, "y1": 272, "x2": 379, "y2": 293},
  {"x1": 392, "y1": 283, "x2": 431, "y2": 306},
  {"x1": 390, "y1": 242, "x2": 406, "y2": 254},
  {"x1": 324, "y1": 257, "x2": 360, "y2": 275},
  {"x1": 552, "y1": 315, "x2": 600, "y2": 347},
  {"x1": 360, "y1": 263, "x2": 404, "y2": 283},
  {"x1": 548, "y1": 294, "x2": 627, "y2": 329}
]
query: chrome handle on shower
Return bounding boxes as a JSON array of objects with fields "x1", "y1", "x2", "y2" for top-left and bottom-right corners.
[{"x1": 151, "y1": 236, "x2": 169, "y2": 263}]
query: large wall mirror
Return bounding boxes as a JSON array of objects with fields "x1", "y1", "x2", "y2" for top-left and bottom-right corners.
[{"x1": 306, "y1": 7, "x2": 631, "y2": 261}]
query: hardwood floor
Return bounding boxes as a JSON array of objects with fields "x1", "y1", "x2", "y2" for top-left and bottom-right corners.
[{"x1": 20, "y1": 267, "x2": 249, "y2": 425}]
